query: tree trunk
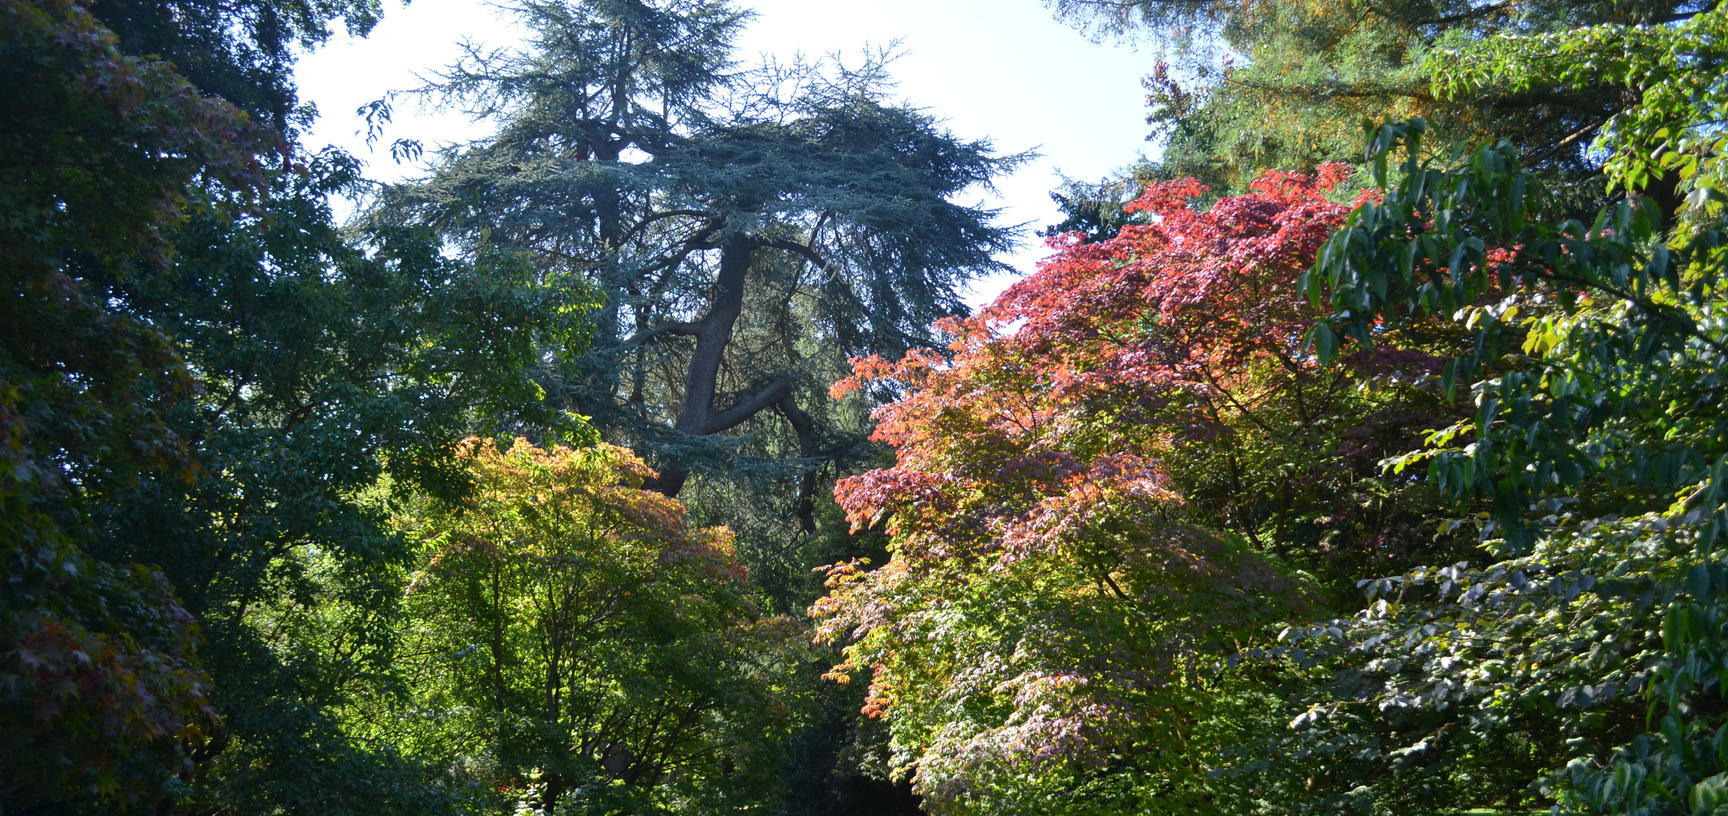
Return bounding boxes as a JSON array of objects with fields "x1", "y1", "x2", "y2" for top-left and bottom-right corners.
[{"x1": 647, "y1": 232, "x2": 754, "y2": 495}]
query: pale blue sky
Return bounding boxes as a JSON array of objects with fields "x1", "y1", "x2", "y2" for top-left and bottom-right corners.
[{"x1": 295, "y1": 0, "x2": 1158, "y2": 304}]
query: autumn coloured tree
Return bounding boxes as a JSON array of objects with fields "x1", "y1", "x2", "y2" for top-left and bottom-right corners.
[
  {"x1": 359, "y1": 439, "x2": 803, "y2": 816},
  {"x1": 813, "y1": 166, "x2": 1472, "y2": 813}
]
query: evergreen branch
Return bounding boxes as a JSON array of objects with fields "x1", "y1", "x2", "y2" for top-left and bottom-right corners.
[{"x1": 619, "y1": 209, "x2": 713, "y2": 246}]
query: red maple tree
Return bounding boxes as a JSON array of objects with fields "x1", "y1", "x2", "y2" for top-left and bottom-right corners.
[{"x1": 812, "y1": 166, "x2": 1456, "y2": 813}]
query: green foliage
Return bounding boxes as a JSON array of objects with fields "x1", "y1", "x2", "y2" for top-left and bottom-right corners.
[
  {"x1": 112, "y1": 150, "x2": 590, "y2": 815},
  {"x1": 89, "y1": 0, "x2": 391, "y2": 131},
  {"x1": 1, "y1": 0, "x2": 593, "y2": 810},
  {"x1": 1430, "y1": 7, "x2": 1728, "y2": 219},
  {"x1": 365, "y1": 438, "x2": 804, "y2": 815},
  {"x1": 1291, "y1": 45, "x2": 1728, "y2": 811},
  {"x1": 1308, "y1": 113, "x2": 1722, "y2": 543}
]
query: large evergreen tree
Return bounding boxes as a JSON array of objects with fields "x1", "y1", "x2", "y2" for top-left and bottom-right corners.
[{"x1": 377, "y1": 0, "x2": 1021, "y2": 526}]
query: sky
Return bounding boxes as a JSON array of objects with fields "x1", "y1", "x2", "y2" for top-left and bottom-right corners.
[{"x1": 295, "y1": 0, "x2": 1159, "y2": 305}]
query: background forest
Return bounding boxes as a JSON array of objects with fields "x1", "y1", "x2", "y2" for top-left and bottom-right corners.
[{"x1": 3, "y1": 0, "x2": 1727, "y2": 814}]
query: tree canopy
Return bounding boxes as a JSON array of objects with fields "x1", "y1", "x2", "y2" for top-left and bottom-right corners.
[
  {"x1": 9, "y1": 0, "x2": 1728, "y2": 814},
  {"x1": 365, "y1": 438, "x2": 802, "y2": 815}
]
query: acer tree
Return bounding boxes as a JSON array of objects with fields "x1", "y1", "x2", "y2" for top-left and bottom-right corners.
[
  {"x1": 813, "y1": 167, "x2": 1467, "y2": 813},
  {"x1": 364, "y1": 439, "x2": 802, "y2": 816},
  {"x1": 0, "y1": 0, "x2": 261, "y2": 807}
]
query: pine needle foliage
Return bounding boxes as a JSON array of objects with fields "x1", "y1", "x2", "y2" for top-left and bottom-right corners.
[{"x1": 373, "y1": 0, "x2": 1024, "y2": 514}]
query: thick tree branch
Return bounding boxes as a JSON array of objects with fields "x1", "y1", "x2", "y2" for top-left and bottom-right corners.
[
  {"x1": 622, "y1": 320, "x2": 703, "y2": 346},
  {"x1": 1417, "y1": 0, "x2": 1516, "y2": 30},
  {"x1": 764, "y1": 238, "x2": 834, "y2": 273},
  {"x1": 647, "y1": 232, "x2": 756, "y2": 497},
  {"x1": 704, "y1": 376, "x2": 793, "y2": 435}
]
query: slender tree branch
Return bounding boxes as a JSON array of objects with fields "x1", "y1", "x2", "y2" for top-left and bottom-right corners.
[
  {"x1": 776, "y1": 394, "x2": 820, "y2": 533},
  {"x1": 618, "y1": 209, "x2": 712, "y2": 247},
  {"x1": 1524, "y1": 117, "x2": 1607, "y2": 165}
]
